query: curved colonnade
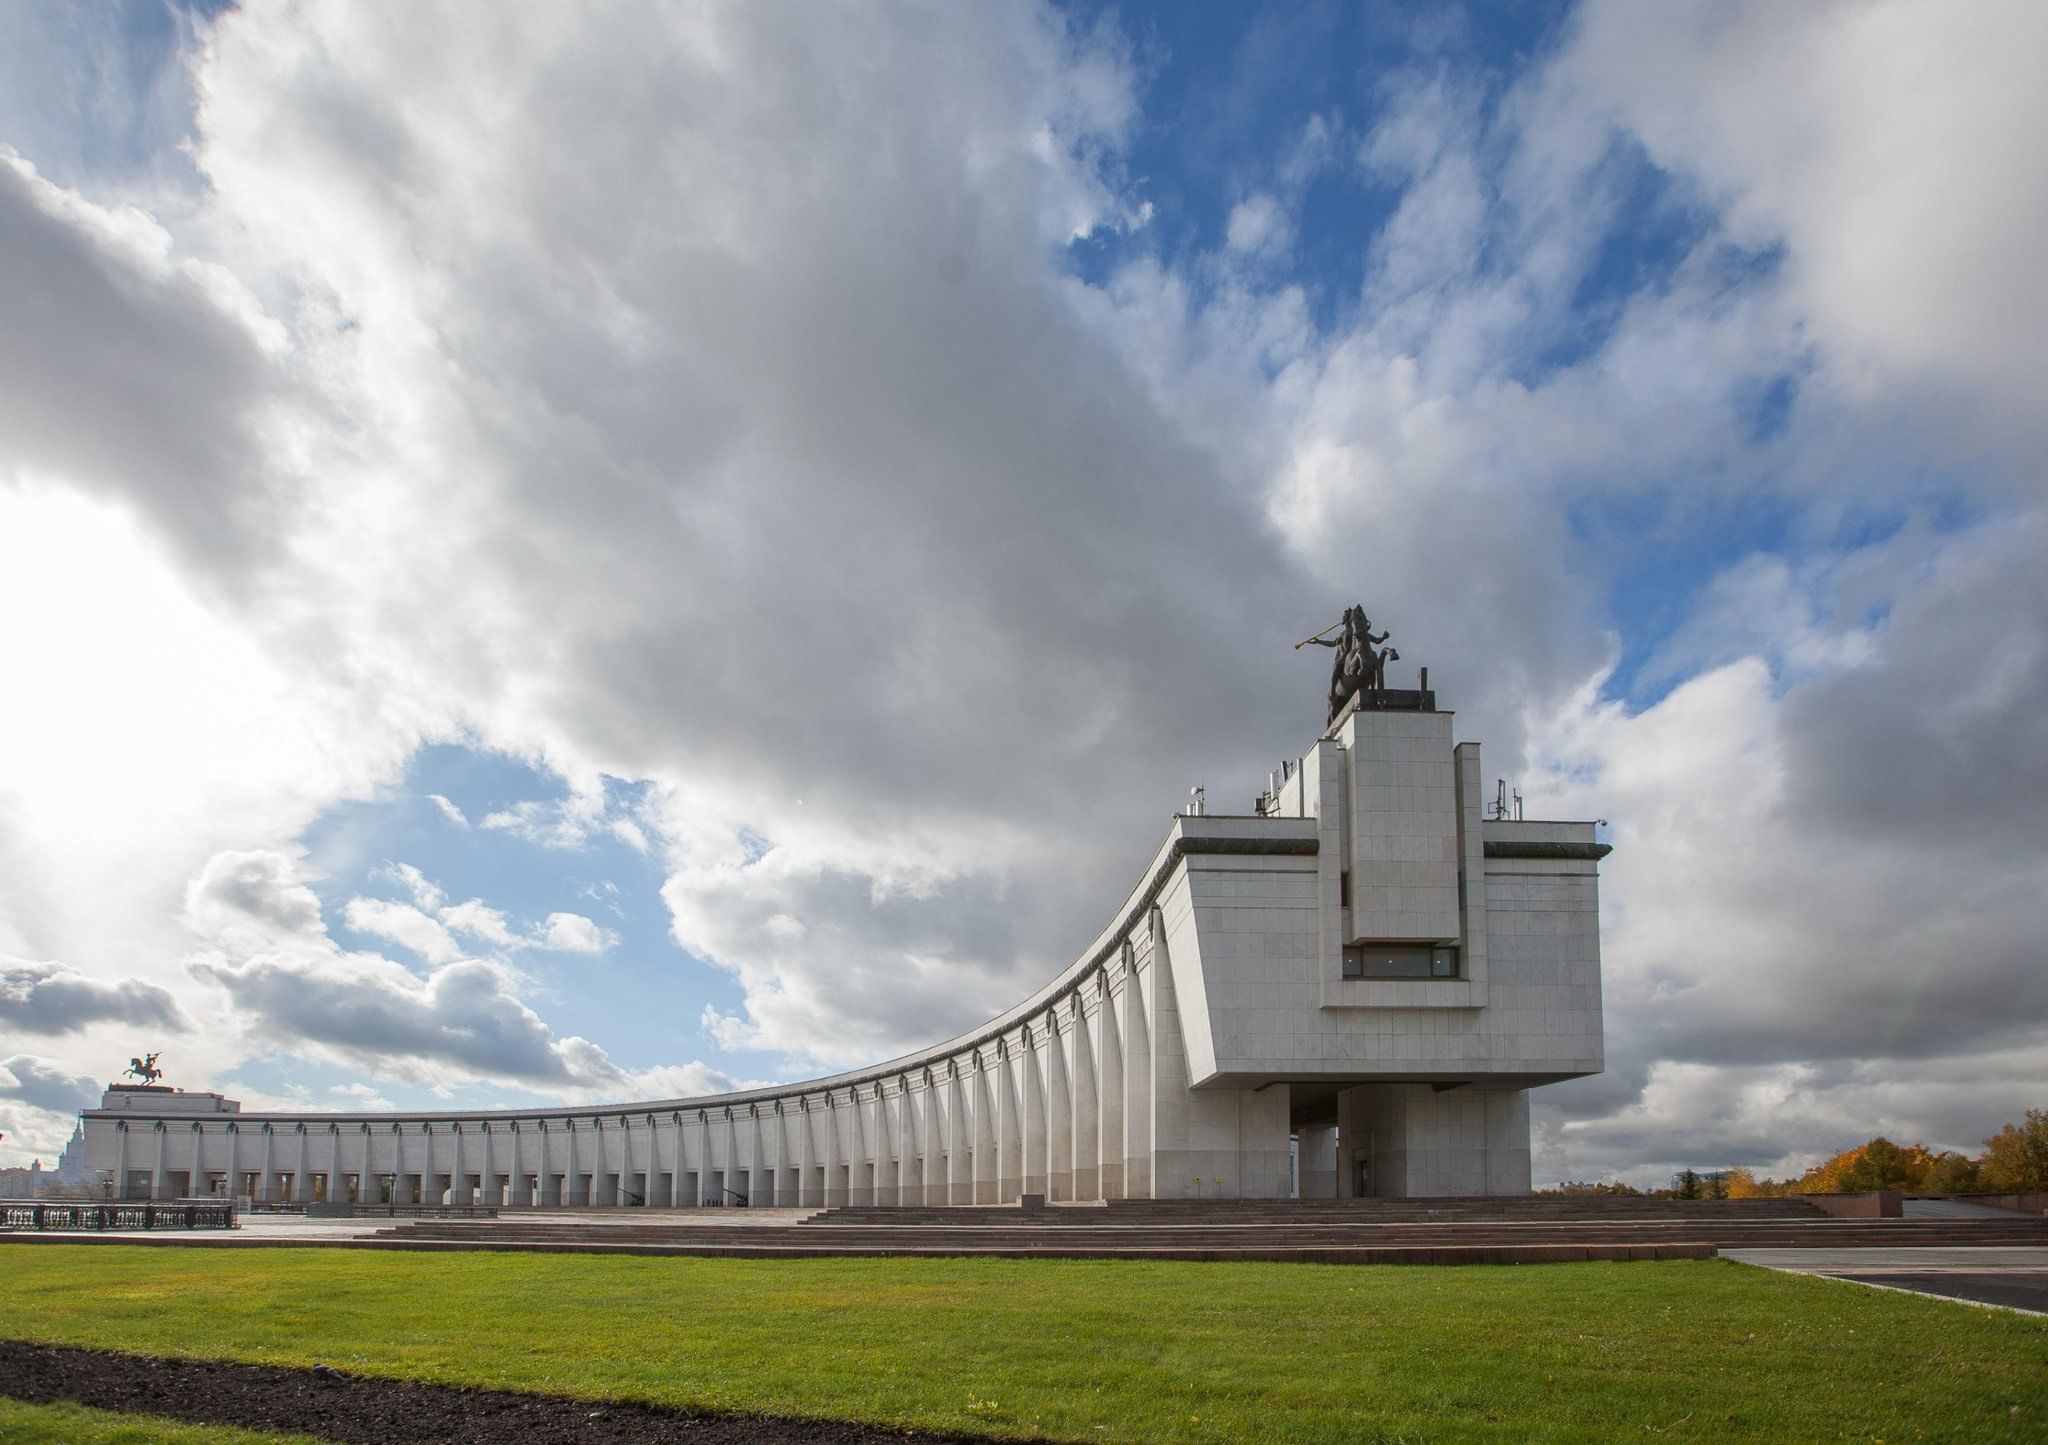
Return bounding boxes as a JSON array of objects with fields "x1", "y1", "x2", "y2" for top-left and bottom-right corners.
[{"x1": 91, "y1": 822, "x2": 1248, "y2": 1209}]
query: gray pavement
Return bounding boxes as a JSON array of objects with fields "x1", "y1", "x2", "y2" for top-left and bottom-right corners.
[{"x1": 1727, "y1": 1246, "x2": 2048, "y2": 1316}]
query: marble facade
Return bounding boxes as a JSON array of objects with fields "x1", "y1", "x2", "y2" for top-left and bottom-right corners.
[{"x1": 78, "y1": 694, "x2": 1605, "y2": 1204}]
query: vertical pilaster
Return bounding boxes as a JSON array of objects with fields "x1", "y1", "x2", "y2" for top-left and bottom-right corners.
[
  {"x1": 824, "y1": 1092, "x2": 842, "y2": 1207},
  {"x1": 1045, "y1": 1016, "x2": 1072, "y2": 1201},
  {"x1": 785, "y1": 1098, "x2": 808, "y2": 1206},
  {"x1": 873, "y1": 1088, "x2": 895, "y2": 1206},
  {"x1": 446, "y1": 1129, "x2": 466, "y2": 1203},
  {"x1": 1021, "y1": 1033, "x2": 1046, "y2": 1197},
  {"x1": 921, "y1": 1071, "x2": 946, "y2": 1204},
  {"x1": 946, "y1": 1065, "x2": 971, "y2": 1205},
  {"x1": 898, "y1": 1076, "x2": 920, "y2": 1205},
  {"x1": 995, "y1": 1041, "x2": 1021, "y2": 1200},
  {"x1": 1124, "y1": 923, "x2": 1156, "y2": 1199},
  {"x1": 850, "y1": 1087, "x2": 872, "y2": 1205},
  {"x1": 972, "y1": 1057, "x2": 999, "y2": 1203},
  {"x1": 1097, "y1": 966, "x2": 1125, "y2": 1200},
  {"x1": 1069, "y1": 1003, "x2": 1099, "y2": 1200}
]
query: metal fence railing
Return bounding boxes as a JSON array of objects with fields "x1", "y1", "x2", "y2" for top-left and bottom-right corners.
[{"x1": 0, "y1": 1199, "x2": 237, "y2": 1231}]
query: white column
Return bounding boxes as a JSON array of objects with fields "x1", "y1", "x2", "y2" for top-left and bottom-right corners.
[
  {"x1": 454, "y1": 1125, "x2": 473, "y2": 1206},
  {"x1": 921, "y1": 1072, "x2": 946, "y2": 1204},
  {"x1": 1069, "y1": 1001, "x2": 1098, "y2": 1201},
  {"x1": 747, "y1": 1106, "x2": 767, "y2": 1207},
  {"x1": 505, "y1": 1125, "x2": 525, "y2": 1206},
  {"x1": 786, "y1": 1100, "x2": 804, "y2": 1206},
  {"x1": 1125, "y1": 915, "x2": 1158, "y2": 1199},
  {"x1": 782, "y1": 1099, "x2": 804, "y2": 1206},
  {"x1": 823, "y1": 1088, "x2": 839, "y2": 1203},
  {"x1": 1022, "y1": 1031, "x2": 1047, "y2": 1197},
  {"x1": 877, "y1": 1086, "x2": 901, "y2": 1206},
  {"x1": 971, "y1": 1058, "x2": 999, "y2": 1204},
  {"x1": 1045, "y1": 1015, "x2": 1072, "y2": 1201},
  {"x1": 150, "y1": 1122, "x2": 169, "y2": 1199},
  {"x1": 995, "y1": 1041, "x2": 1022, "y2": 1201},
  {"x1": 850, "y1": 1087, "x2": 872, "y2": 1205},
  {"x1": 293, "y1": 1125, "x2": 310, "y2": 1202},
  {"x1": 945, "y1": 1065, "x2": 971, "y2": 1205},
  {"x1": 897, "y1": 1075, "x2": 919, "y2": 1205},
  {"x1": 1097, "y1": 968, "x2": 1126, "y2": 1200}
]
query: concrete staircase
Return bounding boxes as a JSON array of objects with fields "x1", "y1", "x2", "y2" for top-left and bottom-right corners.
[{"x1": 366, "y1": 1196, "x2": 2048, "y2": 1265}]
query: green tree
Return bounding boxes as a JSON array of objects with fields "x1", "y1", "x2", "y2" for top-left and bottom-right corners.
[
  {"x1": 1920, "y1": 1151, "x2": 1981, "y2": 1193},
  {"x1": 1673, "y1": 1167, "x2": 1701, "y2": 1200},
  {"x1": 1834, "y1": 1137, "x2": 1923, "y2": 1192},
  {"x1": 1981, "y1": 1109, "x2": 2048, "y2": 1191}
]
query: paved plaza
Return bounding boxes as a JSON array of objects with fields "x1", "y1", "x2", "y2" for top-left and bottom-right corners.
[{"x1": 1728, "y1": 1245, "x2": 2048, "y2": 1315}]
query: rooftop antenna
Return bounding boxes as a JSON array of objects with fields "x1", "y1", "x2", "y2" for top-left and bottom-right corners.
[
  {"x1": 1491, "y1": 779, "x2": 1510, "y2": 822},
  {"x1": 1188, "y1": 785, "x2": 1206, "y2": 817}
]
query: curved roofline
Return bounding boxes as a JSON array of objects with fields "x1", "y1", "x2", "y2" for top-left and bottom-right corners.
[{"x1": 89, "y1": 816, "x2": 1317, "y2": 1127}]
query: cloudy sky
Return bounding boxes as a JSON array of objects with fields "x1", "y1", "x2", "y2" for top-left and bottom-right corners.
[{"x1": 1, "y1": 0, "x2": 2042, "y2": 1186}]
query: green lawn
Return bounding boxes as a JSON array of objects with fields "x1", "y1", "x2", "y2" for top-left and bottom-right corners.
[
  {"x1": 1, "y1": 1247, "x2": 2042, "y2": 1442},
  {"x1": 0, "y1": 1398, "x2": 310, "y2": 1443}
]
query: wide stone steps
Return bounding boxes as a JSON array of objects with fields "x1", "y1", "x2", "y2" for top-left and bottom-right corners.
[
  {"x1": 366, "y1": 1210, "x2": 2048, "y2": 1264},
  {"x1": 794, "y1": 1195, "x2": 1826, "y2": 1211}
]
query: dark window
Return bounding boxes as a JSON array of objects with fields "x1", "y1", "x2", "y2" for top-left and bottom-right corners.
[
  {"x1": 1339, "y1": 871, "x2": 1351, "y2": 908},
  {"x1": 1342, "y1": 944, "x2": 1461, "y2": 980}
]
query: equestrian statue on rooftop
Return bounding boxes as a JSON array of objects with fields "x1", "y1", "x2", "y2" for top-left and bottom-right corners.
[{"x1": 1297, "y1": 604, "x2": 1396, "y2": 723}]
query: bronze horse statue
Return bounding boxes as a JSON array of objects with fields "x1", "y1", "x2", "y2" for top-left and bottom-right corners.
[{"x1": 123, "y1": 1052, "x2": 164, "y2": 1086}]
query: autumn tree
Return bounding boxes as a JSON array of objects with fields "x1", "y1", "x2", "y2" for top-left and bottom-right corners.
[
  {"x1": 1920, "y1": 1151, "x2": 1981, "y2": 1194},
  {"x1": 1981, "y1": 1109, "x2": 2048, "y2": 1191},
  {"x1": 1723, "y1": 1166, "x2": 1789, "y2": 1198}
]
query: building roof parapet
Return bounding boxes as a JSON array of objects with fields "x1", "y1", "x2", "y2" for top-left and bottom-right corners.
[{"x1": 87, "y1": 814, "x2": 1318, "y2": 1131}]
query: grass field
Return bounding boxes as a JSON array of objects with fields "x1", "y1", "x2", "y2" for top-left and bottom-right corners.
[
  {"x1": 0, "y1": 1398, "x2": 308, "y2": 1442},
  {"x1": 2, "y1": 1246, "x2": 2043, "y2": 1442}
]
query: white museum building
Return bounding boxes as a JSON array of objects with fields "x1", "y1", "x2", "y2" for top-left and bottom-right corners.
[{"x1": 75, "y1": 643, "x2": 1607, "y2": 1205}]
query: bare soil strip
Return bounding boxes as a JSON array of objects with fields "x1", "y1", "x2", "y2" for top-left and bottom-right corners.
[{"x1": 0, "y1": 1340, "x2": 980, "y2": 1444}]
